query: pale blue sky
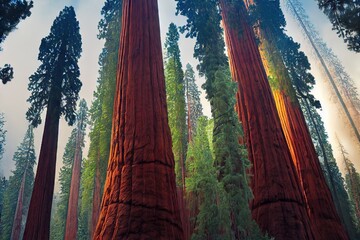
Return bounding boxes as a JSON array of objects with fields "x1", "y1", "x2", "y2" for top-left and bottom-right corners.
[{"x1": 0, "y1": 0, "x2": 359, "y2": 187}]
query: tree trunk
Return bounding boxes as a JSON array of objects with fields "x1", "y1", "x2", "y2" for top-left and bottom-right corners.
[
  {"x1": 91, "y1": 149, "x2": 101, "y2": 238},
  {"x1": 23, "y1": 96, "x2": 61, "y2": 239},
  {"x1": 64, "y1": 128, "x2": 83, "y2": 239},
  {"x1": 10, "y1": 171, "x2": 26, "y2": 240},
  {"x1": 219, "y1": 1, "x2": 314, "y2": 239},
  {"x1": 93, "y1": 0, "x2": 183, "y2": 239},
  {"x1": 273, "y1": 90, "x2": 349, "y2": 239}
]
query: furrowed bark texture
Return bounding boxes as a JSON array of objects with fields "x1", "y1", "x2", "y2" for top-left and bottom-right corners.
[
  {"x1": 10, "y1": 172, "x2": 26, "y2": 240},
  {"x1": 219, "y1": 1, "x2": 314, "y2": 239},
  {"x1": 93, "y1": 0, "x2": 183, "y2": 239},
  {"x1": 64, "y1": 129, "x2": 83, "y2": 240},
  {"x1": 273, "y1": 91, "x2": 349, "y2": 240},
  {"x1": 23, "y1": 98, "x2": 61, "y2": 239}
]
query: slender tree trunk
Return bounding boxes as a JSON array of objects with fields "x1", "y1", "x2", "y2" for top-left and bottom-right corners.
[
  {"x1": 10, "y1": 172, "x2": 26, "y2": 240},
  {"x1": 219, "y1": 1, "x2": 314, "y2": 239},
  {"x1": 91, "y1": 148, "x2": 101, "y2": 238},
  {"x1": 273, "y1": 90, "x2": 349, "y2": 239},
  {"x1": 23, "y1": 95, "x2": 61, "y2": 239},
  {"x1": 64, "y1": 128, "x2": 83, "y2": 239},
  {"x1": 93, "y1": 0, "x2": 183, "y2": 239},
  {"x1": 287, "y1": 0, "x2": 360, "y2": 143}
]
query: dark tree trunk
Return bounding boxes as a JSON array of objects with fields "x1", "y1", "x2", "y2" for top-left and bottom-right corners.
[
  {"x1": 10, "y1": 172, "x2": 26, "y2": 240},
  {"x1": 273, "y1": 90, "x2": 349, "y2": 239},
  {"x1": 93, "y1": 0, "x2": 183, "y2": 239},
  {"x1": 219, "y1": 1, "x2": 314, "y2": 239},
  {"x1": 23, "y1": 94, "x2": 61, "y2": 239},
  {"x1": 64, "y1": 128, "x2": 83, "y2": 240}
]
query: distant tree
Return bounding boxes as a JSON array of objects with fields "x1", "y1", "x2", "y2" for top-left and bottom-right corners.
[
  {"x1": 315, "y1": 0, "x2": 359, "y2": 52},
  {"x1": 164, "y1": 23, "x2": 187, "y2": 188},
  {"x1": 184, "y1": 63, "x2": 203, "y2": 142},
  {"x1": 24, "y1": 6, "x2": 82, "y2": 239},
  {"x1": 0, "y1": 177, "x2": 8, "y2": 237},
  {"x1": 78, "y1": 0, "x2": 121, "y2": 238},
  {"x1": 0, "y1": 113, "x2": 6, "y2": 162},
  {"x1": 0, "y1": 0, "x2": 33, "y2": 84},
  {"x1": 0, "y1": 125, "x2": 36, "y2": 240}
]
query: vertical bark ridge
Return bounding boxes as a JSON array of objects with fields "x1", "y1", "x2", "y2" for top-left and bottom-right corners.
[
  {"x1": 93, "y1": 0, "x2": 183, "y2": 239},
  {"x1": 219, "y1": 1, "x2": 315, "y2": 239}
]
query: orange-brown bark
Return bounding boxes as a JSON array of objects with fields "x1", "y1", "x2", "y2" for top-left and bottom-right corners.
[
  {"x1": 10, "y1": 172, "x2": 26, "y2": 240},
  {"x1": 273, "y1": 90, "x2": 349, "y2": 240},
  {"x1": 93, "y1": 0, "x2": 183, "y2": 239},
  {"x1": 219, "y1": 1, "x2": 314, "y2": 239},
  {"x1": 23, "y1": 92, "x2": 61, "y2": 239},
  {"x1": 64, "y1": 128, "x2": 83, "y2": 240}
]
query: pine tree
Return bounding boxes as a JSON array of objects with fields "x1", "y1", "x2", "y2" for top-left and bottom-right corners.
[
  {"x1": 94, "y1": 0, "x2": 183, "y2": 238},
  {"x1": 315, "y1": 0, "x2": 359, "y2": 51},
  {"x1": 0, "y1": 125, "x2": 36, "y2": 240},
  {"x1": 78, "y1": 1, "x2": 122, "y2": 238},
  {"x1": 186, "y1": 116, "x2": 229, "y2": 239},
  {"x1": 339, "y1": 141, "x2": 360, "y2": 225},
  {"x1": 165, "y1": 23, "x2": 187, "y2": 189},
  {"x1": 0, "y1": 0, "x2": 33, "y2": 84},
  {"x1": 24, "y1": 6, "x2": 82, "y2": 239},
  {"x1": 184, "y1": 64, "x2": 203, "y2": 142}
]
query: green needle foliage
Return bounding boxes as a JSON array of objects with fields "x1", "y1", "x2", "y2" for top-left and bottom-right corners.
[
  {"x1": 0, "y1": 177, "x2": 8, "y2": 237},
  {"x1": 0, "y1": 114, "x2": 6, "y2": 163},
  {"x1": 0, "y1": 126, "x2": 36, "y2": 240},
  {"x1": 164, "y1": 23, "x2": 187, "y2": 187}
]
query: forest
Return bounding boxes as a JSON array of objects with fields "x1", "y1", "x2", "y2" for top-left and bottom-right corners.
[{"x1": 0, "y1": 0, "x2": 359, "y2": 239}]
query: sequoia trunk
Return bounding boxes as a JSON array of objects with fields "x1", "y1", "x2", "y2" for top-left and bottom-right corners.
[
  {"x1": 10, "y1": 172, "x2": 26, "y2": 240},
  {"x1": 219, "y1": 1, "x2": 314, "y2": 239},
  {"x1": 93, "y1": 0, "x2": 183, "y2": 239},
  {"x1": 23, "y1": 95, "x2": 61, "y2": 239},
  {"x1": 64, "y1": 128, "x2": 83, "y2": 240},
  {"x1": 273, "y1": 90, "x2": 348, "y2": 239}
]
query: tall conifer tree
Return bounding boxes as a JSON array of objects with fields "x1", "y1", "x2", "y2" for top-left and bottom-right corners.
[{"x1": 24, "y1": 6, "x2": 82, "y2": 239}]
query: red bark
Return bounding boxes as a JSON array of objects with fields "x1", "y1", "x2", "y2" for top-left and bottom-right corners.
[
  {"x1": 11, "y1": 172, "x2": 26, "y2": 240},
  {"x1": 23, "y1": 95, "x2": 60, "y2": 239},
  {"x1": 64, "y1": 128, "x2": 83, "y2": 240},
  {"x1": 219, "y1": 1, "x2": 314, "y2": 239},
  {"x1": 91, "y1": 152, "x2": 101, "y2": 238},
  {"x1": 273, "y1": 91, "x2": 349, "y2": 239},
  {"x1": 93, "y1": 0, "x2": 183, "y2": 239}
]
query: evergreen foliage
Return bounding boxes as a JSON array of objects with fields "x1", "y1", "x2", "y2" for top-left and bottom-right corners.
[
  {"x1": 78, "y1": 0, "x2": 121, "y2": 237},
  {"x1": 315, "y1": 0, "x2": 360, "y2": 51},
  {"x1": 0, "y1": 126, "x2": 36, "y2": 240},
  {"x1": 0, "y1": 177, "x2": 8, "y2": 237},
  {"x1": 184, "y1": 63, "x2": 203, "y2": 140},
  {"x1": 0, "y1": 0, "x2": 33, "y2": 84},
  {"x1": 0, "y1": 114, "x2": 5, "y2": 162},
  {"x1": 164, "y1": 23, "x2": 187, "y2": 187},
  {"x1": 26, "y1": 6, "x2": 82, "y2": 127},
  {"x1": 176, "y1": 1, "x2": 267, "y2": 238}
]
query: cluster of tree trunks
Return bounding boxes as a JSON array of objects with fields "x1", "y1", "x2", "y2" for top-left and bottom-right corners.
[
  {"x1": 219, "y1": 1, "x2": 315, "y2": 239},
  {"x1": 93, "y1": 0, "x2": 183, "y2": 238}
]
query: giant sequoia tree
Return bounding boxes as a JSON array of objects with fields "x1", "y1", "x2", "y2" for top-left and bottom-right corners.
[
  {"x1": 250, "y1": 0, "x2": 348, "y2": 238},
  {"x1": 24, "y1": 6, "x2": 82, "y2": 239},
  {"x1": 0, "y1": 126, "x2": 35, "y2": 240},
  {"x1": 216, "y1": 0, "x2": 315, "y2": 238},
  {"x1": 93, "y1": 0, "x2": 183, "y2": 238},
  {"x1": 0, "y1": 0, "x2": 33, "y2": 84}
]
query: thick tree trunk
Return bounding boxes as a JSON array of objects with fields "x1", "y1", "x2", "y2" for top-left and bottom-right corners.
[
  {"x1": 10, "y1": 172, "x2": 26, "y2": 240},
  {"x1": 64, "y1": 128, "x2": 83, "y2": 240},
  {"x1": 91, "y1": 150, "x2": 101, "y2": 238},
  {"x1": 23, "y1": 97, "x2": 60, "y2": 239},
  {"x1": 273, "y1": 90, "x2": 349, "y2": 239},
  {"x1": 93, "y1": 0, "x2": 183, "y2": 239},
  {"x1": 219, "y1": 1, "x2": 314, "y2": 239}
]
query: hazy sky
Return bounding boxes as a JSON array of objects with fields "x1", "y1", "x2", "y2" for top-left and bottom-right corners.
[{"x1": 0, "y1": 0, "x2": 359, "y2": 190}]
